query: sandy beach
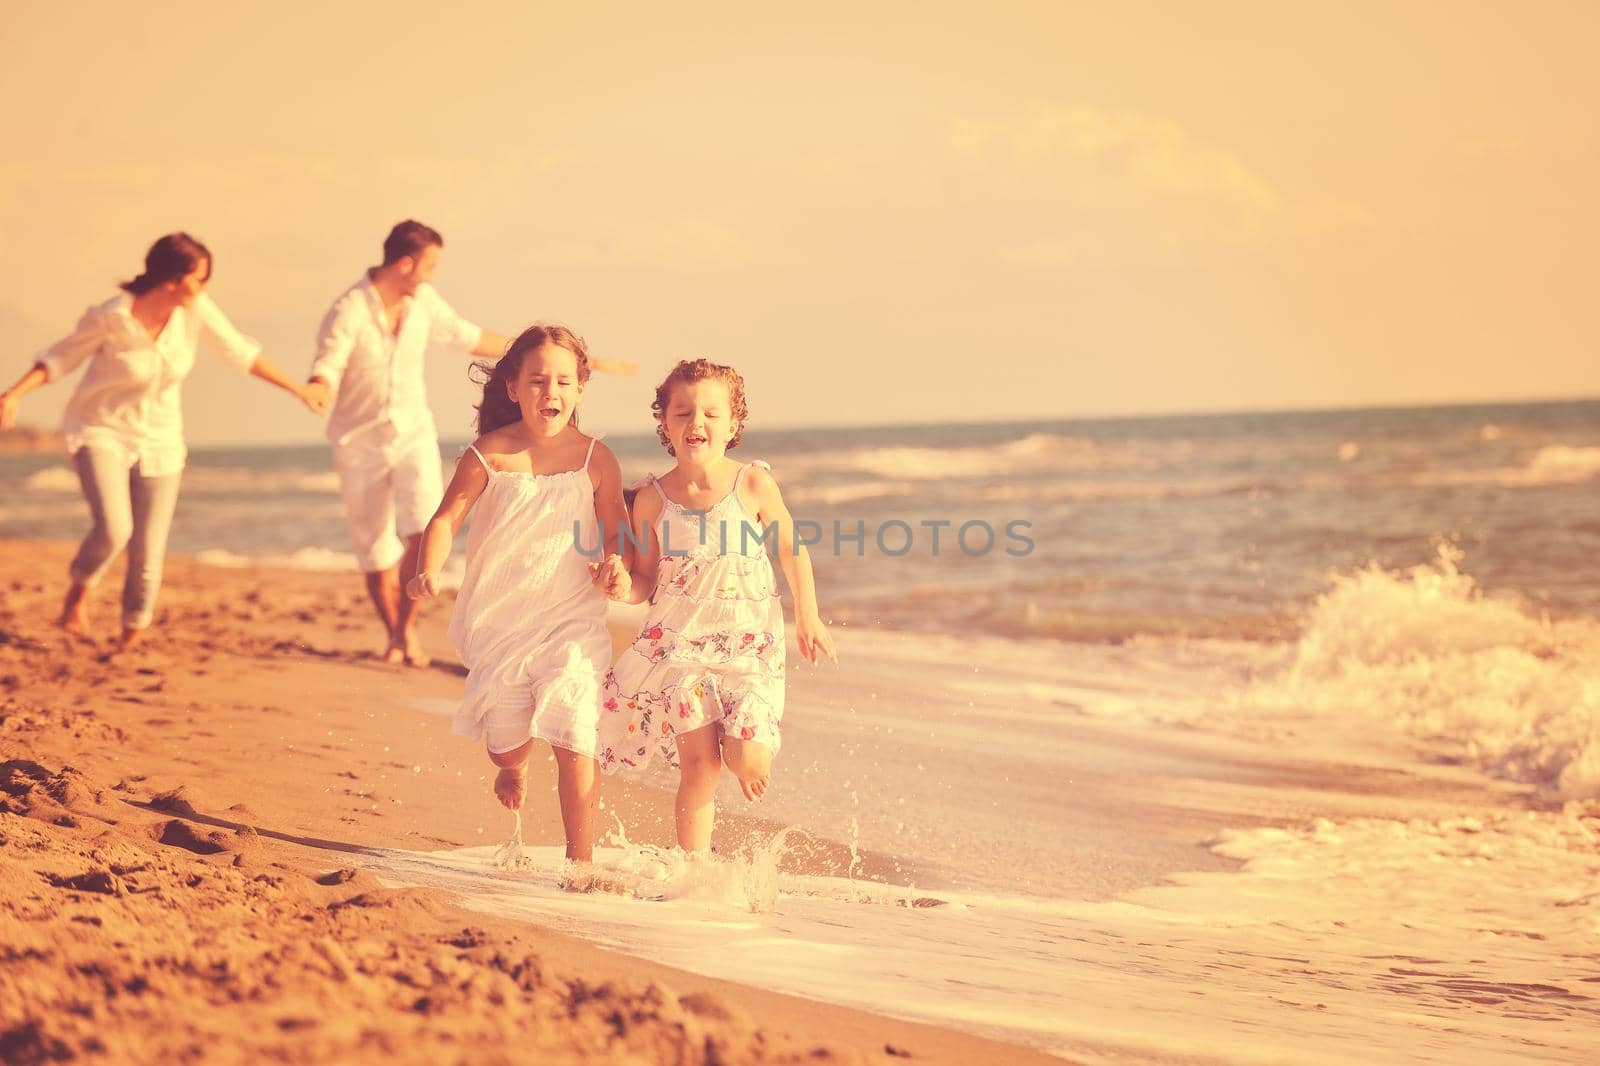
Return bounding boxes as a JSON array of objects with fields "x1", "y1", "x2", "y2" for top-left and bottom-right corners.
[
  {"x1": 0, "y1": 541, "x2": 1060, "y2": 1065},
  {"x1": 6, "y1": 531, "x2": 1598, "y2": 1064}
]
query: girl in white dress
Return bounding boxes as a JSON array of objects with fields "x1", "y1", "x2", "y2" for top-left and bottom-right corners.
[
  {"x1": 409, "y1": 324, "x2": 631, "y2": 864},
  {"x1": 591, "y1": 358, "x2": 837, "y2": 854}
]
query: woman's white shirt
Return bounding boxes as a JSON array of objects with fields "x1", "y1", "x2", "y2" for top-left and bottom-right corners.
[{"x1": 36, "y1": 292, "x2": 261, "y2": 476}]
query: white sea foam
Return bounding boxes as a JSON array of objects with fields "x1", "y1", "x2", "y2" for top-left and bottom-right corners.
[
  {"x1": 975, "y1": 476, "x2": 1271, "y2": 502},
  {"x1": 21, "y1": 462, "x2": 344, "y2": 495},
  {"x1": 196, "y1": 548, "x2": 467, "y2": 590},
  {"x1": 366, "y1": 800, "x2": 1600, "y2": 1064},
  {"x1": 181, "y1": 467, "x2": 344, "y2": 495},
  {"x1": 196, "y1": 547, "x2": 360, "y2": 572},
  {"x1": 1228, "y1": 545, "x2": 1600, "y2": 798},
  {"x1": 823, "y1": 432, "x2": 1134, "y2": 481},
  {"x1": 785, "y1": 479, "x2": 919, "y2": 505},
  {"x1": 21, "y1": 466, "x2": 78, "y2": 493},
  {"x1": 1410, "y1": 444, "x2": 1600, "y2": 488}
]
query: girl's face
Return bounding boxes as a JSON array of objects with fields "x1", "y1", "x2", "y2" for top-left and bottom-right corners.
[
  {"x1": 509, "y1": 342, "x2": 584, "y2": 435},
  {"x1": 661, "y1": 379, "x2": 736, "y2": 461}
]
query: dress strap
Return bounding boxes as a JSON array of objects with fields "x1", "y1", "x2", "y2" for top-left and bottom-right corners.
[
  {"x1": 464, "y1": 444, "x2": 492, "y2": 474},
  {"x1": 583, "y1": 436, "x2": 598, "y2": 468},
  {"x1": 733, "y1": 460, "x2": 770, "y2": 494}
]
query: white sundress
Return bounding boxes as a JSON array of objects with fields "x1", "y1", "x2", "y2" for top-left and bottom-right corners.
[
  {"x1": 599, "y1": 461, "x2": 786, "y2": 773},
  {"x1": 448, "y1": 437, "x2": 610, "y2": 757}
]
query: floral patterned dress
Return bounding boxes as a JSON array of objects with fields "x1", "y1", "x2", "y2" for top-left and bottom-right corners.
[{"x1": 598, "y1": 461, "x2": 785, "y2": 772}]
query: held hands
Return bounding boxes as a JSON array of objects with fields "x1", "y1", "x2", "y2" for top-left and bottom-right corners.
[
  {"x1": 796, "y1": 611, "x2": 838, "y2": 665},
  {"x1": 407, "y1": 571, "x2": 441, "y2": 600},
  {"x1": 588, "y1": 554, "x2": 631, "y2": 601},
  {"x1": 300, "y1": 379, "x2": 332, "y2": 415}
]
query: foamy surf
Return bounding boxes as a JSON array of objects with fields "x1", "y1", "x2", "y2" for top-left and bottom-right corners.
[
  {"x1": 1227, "y1": 544, "x2": 1600, "y2": 799},
  {"x1": 21, "y1": 463, "x2": 345, "y2": 495},
  {"x1": 362, "y1": 800, "x2": 1600, "y2": 1065}
]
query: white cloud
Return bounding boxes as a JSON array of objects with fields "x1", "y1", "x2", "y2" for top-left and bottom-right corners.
[{"x1": 952, "y1": 103, "x2": 1285, "y2": 231}]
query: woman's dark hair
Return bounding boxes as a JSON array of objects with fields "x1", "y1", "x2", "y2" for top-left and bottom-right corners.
[
  {"x1": 120, "y1": 233, "x2": 212, "y2": 295},
  {"x1": 470, "y1": 324, "x2": 592, "y2": 436},
  {"x1": 651, "y1": 358, "x2": 748, "y2": 455},
  {"x1": 382, "y1": 220, "x2": 444, "y2": 265}
]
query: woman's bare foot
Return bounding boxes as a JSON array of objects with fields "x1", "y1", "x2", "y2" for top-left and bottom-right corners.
[
  {"x1": 493, "y1": 765, "x2": 527, "y2": 810},
  {"x1": 58, "y1": 585, "x2": 91, "y2": 636},
  {"x1": 117, "y1": 626, "x2": 146, "y2": 650}
]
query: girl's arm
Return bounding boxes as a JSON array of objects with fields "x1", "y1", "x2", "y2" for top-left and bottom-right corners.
[
  {"x1": 595, "y1": 486, "x2": 662, "y2": 604},
  {"x1": 748, "y1": 465, "x2": 837, "y2": 664},
  {"x1": 407, "y1": 449, "x2": 490, "y2": 599},
  {"x1": 588, "y1": 442, "x2": 634, "y2": 572}
]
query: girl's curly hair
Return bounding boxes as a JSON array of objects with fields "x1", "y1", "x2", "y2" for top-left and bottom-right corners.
[
  {"x1": 651, "y1": 358, "x2": 748, "y2": 456},
  {"x1": 469, "y1": 324, "x2": 591, "y2": 436}
]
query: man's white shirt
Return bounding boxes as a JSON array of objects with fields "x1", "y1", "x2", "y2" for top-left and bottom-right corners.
[{"x1": 309, "y1": 276, "x2": 483, "y2": 447}]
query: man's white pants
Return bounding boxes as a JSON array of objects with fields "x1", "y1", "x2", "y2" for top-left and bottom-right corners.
[{"x1": 332, "y1": 427, "x2": 444, "y2": 573}]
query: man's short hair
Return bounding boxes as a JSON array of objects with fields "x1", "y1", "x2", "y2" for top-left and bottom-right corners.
[{"x1": 382, "y1": 220, "x2": 444, "y2": 265}]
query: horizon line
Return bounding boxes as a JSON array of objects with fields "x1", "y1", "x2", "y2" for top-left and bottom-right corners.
[{"x1": 7, "y1": 391, "x2": 1595, "y2": 454}]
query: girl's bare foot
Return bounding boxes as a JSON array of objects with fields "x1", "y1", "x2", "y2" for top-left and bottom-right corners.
[
  {"x1": 59, "y1": 585, "x2": 91, "y2": 636},
  {"x1": 560, "y1": 860, "x2": 598, "y2": 893},
  {"x1": 493, "y1": 765, "x2": 526, "y2": 810},
  {"x1": 117, "y1": 626, "x2": 145, "y2": 650},
  {"x1": 381, "y1": 643, "x2": 406, "y2": 665}
]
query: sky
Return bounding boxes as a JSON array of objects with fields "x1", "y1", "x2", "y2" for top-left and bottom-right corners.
[{"x1": 2, "y1": 1, "x2": 1596, "y2": 446}]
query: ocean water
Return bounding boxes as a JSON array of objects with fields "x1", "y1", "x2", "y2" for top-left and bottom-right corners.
[
  {"x1": 8, "y1": 400, "x2": 1600, "y2": 1061},
  {"x1": 6, "y1": 399, "x2": 1600, "y2": 643},
  {"x1": 372, "y1": 551, "x2": 1600, "y2": 1062}
]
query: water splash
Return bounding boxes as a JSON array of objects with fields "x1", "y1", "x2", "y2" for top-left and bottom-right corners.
[
  {"x1": 742, "y1": 826, "x2": 806, "y2": 913},
  {"x1": 492, "y1": 810, "x2": 535, "y2": 872}
]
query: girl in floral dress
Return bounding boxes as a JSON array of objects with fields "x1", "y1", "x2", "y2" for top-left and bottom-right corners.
[{"x1": 590, "y1": 358, "x2": 837, "y2": 853}]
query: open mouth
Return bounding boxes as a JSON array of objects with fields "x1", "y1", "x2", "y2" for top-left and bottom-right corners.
[
  {"x1": 684, "y1": 434, "x2": 707, "y2": 446},
  {"x1": 541, "y1": 407, "x2": 561, "y2": 418}
]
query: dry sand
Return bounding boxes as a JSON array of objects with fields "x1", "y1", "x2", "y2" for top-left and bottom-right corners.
[{"x1": 0, "y1": 541, "x2": 1060, "y2": 1065}]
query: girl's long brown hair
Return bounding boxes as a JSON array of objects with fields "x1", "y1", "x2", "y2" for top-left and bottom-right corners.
[{"x1": 470, "y1": 324, "x2": 591, "y2": 436}]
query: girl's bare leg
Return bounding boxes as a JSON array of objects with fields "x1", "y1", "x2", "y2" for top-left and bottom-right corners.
[
  {"x1": 674, "y1": 726, "x2": 724, "y2": 852},
  {"x1": 551, "y1": 746, "x2": 599, "y2": 862},
  {"x1": 488, "y1": 739, "x2": 533, "y2": 810},
  {"x1": 720, "y1": 737, "x2": 773, "y2": 800}
]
